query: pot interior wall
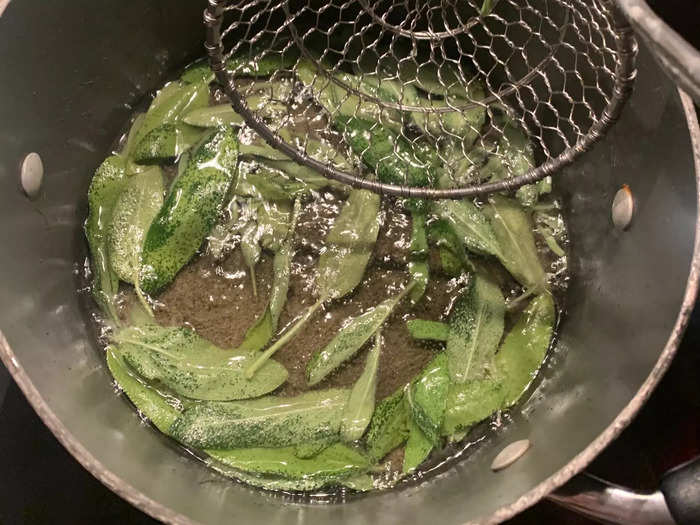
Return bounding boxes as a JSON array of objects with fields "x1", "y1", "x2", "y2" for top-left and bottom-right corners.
[{"x1": 0, "y1": 1, "x2": 696, "y2": 524}]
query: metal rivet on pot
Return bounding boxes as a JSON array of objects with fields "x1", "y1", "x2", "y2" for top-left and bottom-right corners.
[
  {"x1": 491, "y1": 439, "x2": 531, "y2": 471},
  {"x1": 20, "y1": 152, "x2": 44, "y2": 199},
  {"x1": 612, "y1": 184, "x2": 634, "y2": 231}
]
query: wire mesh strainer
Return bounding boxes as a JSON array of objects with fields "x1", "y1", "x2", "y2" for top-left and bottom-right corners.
[{"x1": 204, "y1": 0, "x2": 637, "y2": 199}]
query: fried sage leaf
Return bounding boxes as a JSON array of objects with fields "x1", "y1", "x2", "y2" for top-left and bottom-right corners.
[
  {"x1": 131, "y1": 81, "x2": 210, "y2": 157},
  {"x1": 485, "y1": 195, "x2": 546, "y2": 292},
  {"x1": 140, "y1": 127, "x2": 239, "y2": 295},
  {"x1": 132, "y1": 122, "x2": 205, "y2": 164},
  {"x1": 341, "y1": 332, "x2": 382, "y2": 441},
  {"x1": 406, "y1": 319, "x2": 450, "y2": 342},
  {"x1": 403, "y1": 418, "x2": 433, "y2": 474},
  {"x1": 442, "y1": 379, "x2": 505, "y2": 436},
  {"x1": 434, "y1": 199, "x2": 501, "y2": 257},
  {"x1": 170, "y1": 389, "x2": 349, "y2": 449},
  {"x1": 207, "y1": 444, "x2": 369, "y2": 482},
  {"x1": 446, "y1": 275, "x2": 505, "y2": 383},
  {"x1": 105, "y1": 346, "x2": 181, "y2": 434},
  {"x1": 85, "y1": 155, "x2": 127, "y2": 321},
  {"x1": 365, "y1": 388, "x2": 410, "y2": 462},
  {"x1": 306, "y1": 284, "x2": 413, "y2": 386},
  {"x1": 317, "y1": 189, "x2": 381, "y2": 300},
  {"x1": 112, "y1": 325, "x2": 287, "y2": 401},
  {"x1": 407, "y1": 352, "x2": 450, "y2": 445},
  {"x1": 108, "y1": 167, "x2": 164, "y2": 286},
  {"x1": 494, "y1": 293, "x2": 555, "y2": 406}
]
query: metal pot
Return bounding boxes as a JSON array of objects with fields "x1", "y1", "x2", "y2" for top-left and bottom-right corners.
[{"x1": 0, "y1": 1, "x2": 698, "y2": 523}]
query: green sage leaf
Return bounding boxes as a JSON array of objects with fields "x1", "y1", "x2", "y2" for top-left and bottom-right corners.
[
  {"x1": 112, "y1": 325, "x2": 288, "y2": 401},
  {"x1": 407, "y1": 352, "x2": 449, "y2": 444},
  {"x1": 85, "y1": 155, "x2": 127, "y2": 321},
  {"x1": 132, "y1": 122, "x2": 205, "y2": 164},
  {"x1": 442, "y1": 379, "x2": 505, "y2": 436},
  {"x1": 140, "y1": 127, "x2": 239, "y2": 295},
  {"x1": 365, "y1": 388, "x2": 410, "y2": 462},
  {"x1": 105, "y1": 346, "x2": 182, "y2": 434},
  {"x1": 485, "y1": 194, "x2": 547, "y2": 292},
  {"x1": 341, "y1": 332, "x2": 382, "y2": 441},
  {"x1": 494, "y1": 293, "x2": 555, "y2": 406},
  {"x1": 446, "y1": 274, "x2": 505, "y2": 383},
  {"x1": 402, "y1": 418, "x2": 433, "y2": 474},
  {"x1": 306, "y1": 285, "x2": 413, "y2": 386},
  {"x1": 316, "y1": 189, "x2": 381, "y2": 300},
  {"x1": 108, "y1": 167, "x2": 164, "y2": 285},
  {"x1": 406, "y1": 319, "x2": 450, "y2": 342},
  {"x1": 170, "y1": 389, "x2": 349, "y2": 449},
  {"x1": 434, "y1": 199, "x2": 501, "y2": 257},
  {"x1": 207, "y1": 443, "x2": 369, "y2": 481}
]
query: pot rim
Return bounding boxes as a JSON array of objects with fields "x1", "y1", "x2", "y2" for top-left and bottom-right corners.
[{"x1": 1, "y1": 89, "x2": 698, "y2": 525}]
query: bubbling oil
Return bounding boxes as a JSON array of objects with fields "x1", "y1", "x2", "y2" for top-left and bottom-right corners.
[{"x1": 84, "y1": 63, "x2": 571, "y2": 498}]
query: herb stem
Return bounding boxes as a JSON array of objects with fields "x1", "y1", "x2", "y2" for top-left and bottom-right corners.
[{"x1": 245, "y1": 297, "x2": 325, "y2": 379}]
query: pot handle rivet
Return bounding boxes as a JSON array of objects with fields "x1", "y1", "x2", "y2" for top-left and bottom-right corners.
[
  {"x1": 20, "y1": 152, "x2": 44, "y2": 199},
  {"x1": 491, "y1": 439, "x2": 531, "y2": 471},
  {"x1": 612, "y1": 184, "x2": 634, "y2": 231}
]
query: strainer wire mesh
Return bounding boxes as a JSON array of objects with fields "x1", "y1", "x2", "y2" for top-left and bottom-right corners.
[{"x1": 204, "y1": 0, "x2": 636, "y2": 199}]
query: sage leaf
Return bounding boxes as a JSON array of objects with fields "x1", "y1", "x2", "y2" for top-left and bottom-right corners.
[
  {"x1": 306, "y1": 284, "x2": 413, "y2": 386},
  {"x1": 85, "y1": 155, "x2": 127, "y2": 322},
  {"x1": 108, "y1": 167, "x2": 164, "y2": 287},
  {"x1": 258, "y1": 200, "x2": 292, "y2": 252},
  {"x1": 269, "y1": 197, "x2": 301, "y2": 328},
  {"x1": 408, "y1": 211, "x2": 429, "y2": 304},
  {"x1": 238, "y1": 308, "x2": 274, "y2": 353},
  {"x1": 341, "y1": 332, "x2": 382, "y2": 441},
  {"x1": 296, "y1": 61, "x2": 403, "y2": 132},
  {"x1": 132, "y1": 81, "x2": 210, "y2": 157},
  {"x1": 428, "y1": 218, "x2": 473, "y2": 275},
  {"x1": 241, "y1": 197, "x2": 301, "y2": 351},
  {"x1": 334, "y1": 115, "x2": 436, "y2": 190},
  {"x1": 244, "y1": 188, "x2": 380, "y2": 379},
  {"x1": 365, "y1": 388, "x2": 410, "y2": 462},
  {"x1": 406, "y1": 319, "x2": 449, "y2": 342},
  {"x1": 132, "y1": 122, "x2": 205, "y2": 164},
  {"x1": 140, "y1": 127, "x2": 239, "y2": 295},
  {"x1": 170, "y1": 389, "x2": 349, "y2": 449},
  {"x1": 446, "y1": 274, "x2": 505, "y2": 383},
  {"x1": 234, "y1": 162, "x2": 309, "y2": 201},
  {"x1": 295, "y1": 439, "x2": 333, "y2": 459},
  {"x1": 494, "y1": 293, "x2": 555, "y2": 406},
  {"x1": 105, "y1": 346, "x2": 182, "y2": 434},
  {"x1": 402, "y1": 418, "x2": 433, "y2": 474},
  {"x1": 407, "y1": 352, "x2": 449, "y2": 444},
  {"x1": 317, "y1": 189, "x2": 381, "y2": 300},
  {"x1": 261, "y1": 158, "x2": 348, "y2": 192},
  {"x1": 112, "y1": 325, "x2": 288, "y2": 401},
  {"x1": 411, "y1": 88, "x2": 486, "y2": 146},
  {"x1": 206, "y1": 465, "x2": 333, "y2": 492},
  {"x1": 434, "y1": 199, "x2": 501, "y2": 257},
  {"x1": 341, "y1": 473, "x2": 375, "y2": 492},
  {"x1": 485, "y1": 195, "x2": 546, "y2": 292},
  {"x1": 442, "y1": 379, "x2": 505, "y2": 436},
  {"x1": 207, "y1": 444, "x2": 369, "y2": 482},
  {"x1": 183, "y1": 98, "x2": 286, "y2": 128},
  {"x1": 240, "y1": 219, "x2": 262, "y2": 296}
]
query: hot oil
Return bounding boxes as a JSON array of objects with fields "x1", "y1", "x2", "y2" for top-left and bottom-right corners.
[{"x1": 84, "y1": 64, "x2": 571, "y2": 499}]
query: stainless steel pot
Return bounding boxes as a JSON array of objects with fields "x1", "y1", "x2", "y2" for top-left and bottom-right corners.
[{"x1": 0, "y1": 1, "x2": 699, "y2": 524}]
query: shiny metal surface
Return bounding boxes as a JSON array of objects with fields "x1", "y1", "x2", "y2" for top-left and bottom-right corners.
[
  {"x1": 549, "y1": 473, "x2": 676, "y2": 525},
  {"x1": 205, "y1": 0, "x2": 637, "y2": 198},
  {"x1": 617, "y1": 0, "x2": 700, "y2": 105},
  {"x1": 0, "y1": 2, "x2": 698, "y2": 524}
]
